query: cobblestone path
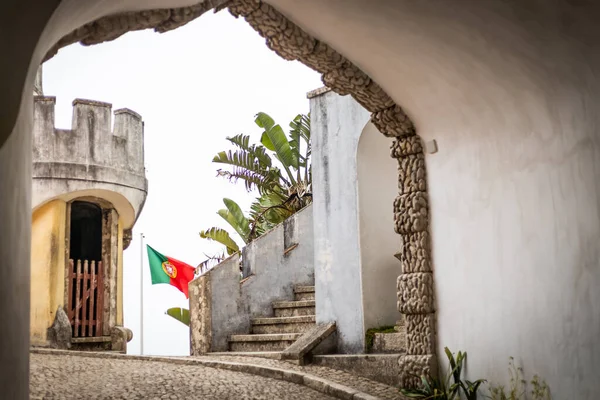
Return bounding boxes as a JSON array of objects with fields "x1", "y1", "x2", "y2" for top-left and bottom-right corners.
[
  {"x1": 196, "y1": 355, "x2": 405, "y2": 400},
  {"x1": 30, "y1": 353, "x2": 337, "y2": 399}
]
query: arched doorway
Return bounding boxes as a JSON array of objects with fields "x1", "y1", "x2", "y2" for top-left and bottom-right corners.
[
  {"x1": 65, "y1": 198, "x2": 120, "y2": 343},
  {"x1": 67, "y1": 201, "x2": 104, "y2": 338}
]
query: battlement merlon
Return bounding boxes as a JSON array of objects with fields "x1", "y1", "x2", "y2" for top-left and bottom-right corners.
[{"x1": 33, "y1": 96, "x2": 145, "y2": 175}]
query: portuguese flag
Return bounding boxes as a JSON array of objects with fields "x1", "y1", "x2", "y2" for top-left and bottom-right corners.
[{"x1": 146, "y1": 245, "x2": 196, "y2": 298}]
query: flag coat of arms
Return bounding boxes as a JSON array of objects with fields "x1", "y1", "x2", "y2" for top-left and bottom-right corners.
[{"x1": 146, "y1": 245, "x2": 196, "y2": 298}]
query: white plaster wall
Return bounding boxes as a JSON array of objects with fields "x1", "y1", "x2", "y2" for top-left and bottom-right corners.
[
  {"x1": 357, "y1": 122, "x2": 400, "y2": 331},
  {"x1": 312, "y1": 90, "x2": 400, "y2": 350},
  {"x1": 311, "y1": 90, "x2": 369, "y2": 353},
  {"x1": 270, "y1": 1, "x2": 600, "y2": 397}
]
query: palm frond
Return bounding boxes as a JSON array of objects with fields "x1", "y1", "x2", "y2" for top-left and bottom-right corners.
[
  {"x1": 165, "y1": 307, "x2": 190, "y2": 327},
  {"x1": 199, "y1": 227, "x2": 240, "y2": 255},
  {"x1": 196, "y1": 252, "x2": 226, "y2": 274},
  {"x1": 217, "y1": 198, "x2": 251, "y2": 243}
]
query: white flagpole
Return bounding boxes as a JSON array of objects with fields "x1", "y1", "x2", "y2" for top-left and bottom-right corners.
[{"x1": 140, "y1": 232, "x2": 145, "y2": 355}]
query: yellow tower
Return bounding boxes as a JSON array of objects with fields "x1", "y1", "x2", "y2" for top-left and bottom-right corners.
[{"x1": 31, "y1": 66, "x2": 147, "y2": 352}]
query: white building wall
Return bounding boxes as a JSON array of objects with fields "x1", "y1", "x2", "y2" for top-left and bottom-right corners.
[
  {"x1": 275, "y1": 1, "x2": 600, "y2": 396},
  {"x1": 311, "y1": 89, "x2": 400, "y2": 352}
]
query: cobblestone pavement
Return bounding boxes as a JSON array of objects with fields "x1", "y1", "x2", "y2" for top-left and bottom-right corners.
[
  {"x1": 195, "y1": 355, "x2": 406, "y2": 400},
  {"x1": 30, "y1": 353, "x2": 337, "y2": 399}
]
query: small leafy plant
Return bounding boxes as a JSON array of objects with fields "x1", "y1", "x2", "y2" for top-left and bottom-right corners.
[
  {"x1": 401, "y1": 347, "x2": 486, "y2": 400},
  {"x1": 488, "y1": 357, "x2": 551, "y2": 400}
]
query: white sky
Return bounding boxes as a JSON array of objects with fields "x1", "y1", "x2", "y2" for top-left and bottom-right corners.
[{"x1": 43, "y1": 10, "x2": 321, "y2": 356}]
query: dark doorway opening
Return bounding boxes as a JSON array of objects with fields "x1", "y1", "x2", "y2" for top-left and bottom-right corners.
[
  {"x1": 68, "y1": 201, "x2": 104, "y2": 338},
  {"x1": 69, "y1": 201, "x2": 102, "y2": 262}
]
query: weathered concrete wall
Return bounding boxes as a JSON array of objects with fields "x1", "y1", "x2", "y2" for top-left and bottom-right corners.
[
  {"x1": 30, "y1": 199, "x2": 66, "y2": 346},
  {"x1": 311, "y1": 90, "x2": 400, "y2": 353},
  {"x1": 311, "y1": 90, "x2": 367, "y2": 353},
  {"x1": 32, "y1": 96, "x2": 147, "y2": 228},
  {"x1": 242, "y1": 205, "x2": 315, "y2": 317},
  {"x1": 190, "y1": 205, "x2": 314, "y2": 353},
  {"x1": 189, "y1": 273, "x2": 212, "y2": 355}
]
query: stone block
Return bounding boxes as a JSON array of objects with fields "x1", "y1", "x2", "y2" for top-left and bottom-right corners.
[
  {"x1": 228, "y1": 0, "x2": 261, "y2": 17},
  {"x1": 394, "y1": 231, "x2": 432, "y2": 273},
  {"x1": 398, "y1": 354, "x2": 437, "y2": 389},
  {"x1": 371, "y1": 105, "x2": 416, "y2": 138},
  {"x1": 391, "y1": 136, "x2": 424, "y2": 158},
  {"x1": 312, "y1": 354, "x2": 402, "y2": 387},
  {"x1": 281, "y1": 323, "x2": 336, "y2": 365},
  {"x1": 393, "y1": 192, "x2": 429, "y2": 234},
  {"x1": 189, "y1": 274, "x2": 212, "y2": 355},
  {"x1": 350, "y1": 80, "x2": 395, "y2": 112},
  {"x1": 405, "y1": 314, "x2": 436, "y2": 355},
  {"x1": 322, "y1": 61, "x2": 371, "y2": 96},
  {"x1": 397, "y1": 153, "x2": 427, "y2": 195},
  {"x1": 371, "y1": 332, "x2": 406, "y2": 354},
  {"x1": 46, "y1": 307, "x2": 71, "y2": 350},
  {"x1": 240, "y1": 3, "x2": 316, "y2": 61},
  {"x1": 299, "y1": 41, "x2": 346, "y2": 73},
  {"x1": 397, "y1": 272, "x2": 435, "y2": 314},
  {"x1": 110, "y1": 326, "x2": 129, "y2": 353}
]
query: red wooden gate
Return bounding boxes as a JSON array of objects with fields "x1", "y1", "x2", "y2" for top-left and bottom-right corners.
[{"x1": 67, "y1": 259, "x2": 104, "y2": 337}]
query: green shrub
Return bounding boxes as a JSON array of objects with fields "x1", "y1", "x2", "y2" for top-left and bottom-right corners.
[
  {"x1": 401, "y1": 347, "x2": 486, "y2": 400},
  {"x1": 400, "y1": 351, "x2": 552, "y2": 400}
]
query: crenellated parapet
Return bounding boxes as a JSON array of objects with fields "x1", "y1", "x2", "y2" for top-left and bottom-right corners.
[{"x1": 32, "y1": 96, "x2": 147, "y2": 228}]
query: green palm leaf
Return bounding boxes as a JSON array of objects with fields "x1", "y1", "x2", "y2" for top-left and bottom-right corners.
[
  {"x1": 199, "y1": 227, "x2": 240, "y2": 255},
  {"x1": 213, "y1": 146, "x2": 281, "y2": 193},
  {"x1": 165, "y1": 307, "x2": 190, "y2": 327},
  {"x1": 256, "y1": 112, "x2": 298, "y2": 184},
  {"x1": 226, "y1": 134, "x2": 251, "y2": 150},
  {"x1": 217, "y1": 198, "x2": 251, "y2": 243}
]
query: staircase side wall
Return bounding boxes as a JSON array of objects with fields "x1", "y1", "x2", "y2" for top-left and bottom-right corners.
[
  {"x1": 241, "y1": 204, "x2": 315, "y2": 319},
  {"x1": 189, "y1": 205, "x2": 314, "y2": 353}
]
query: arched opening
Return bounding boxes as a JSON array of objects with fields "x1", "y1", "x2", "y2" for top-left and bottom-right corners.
[
  {"x1": 357, "y1": 122, "x2": 399, "y2": 331},
  {"x1": 65, "y1": 198, "x2": 120, "y2": 342},
  {"x1": 67, "y1": 201, "x2": 103, "y2": 338}
]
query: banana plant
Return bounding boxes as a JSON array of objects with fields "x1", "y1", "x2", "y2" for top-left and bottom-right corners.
[
  {"x1": 165, "y1": 307, "x2": 190, "y2": 327},
  {"x1": 200, "y1": 112, "x2": 312, "y2": 267}
]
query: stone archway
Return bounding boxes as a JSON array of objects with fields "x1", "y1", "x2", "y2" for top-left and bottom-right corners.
[{"x1": 36, "y1": 0, "x2": 436, "y2": 386}]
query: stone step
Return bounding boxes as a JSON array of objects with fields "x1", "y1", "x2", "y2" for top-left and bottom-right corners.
[
  {"x1": 294, "y1": 286, "x2": 315, "y2": 301},
  {"x1": 228, "y1": 333, "x2": 302, "y2": 352},
  {"x1": 371, "y1": 332, "x2": 406, "y2": 354},
  {"x1": 294, "y1": 286, "x2": 315, "y2": 293},
  {"x1": 294, "y1": 290, "x2": 315, "y2": 301},
  {"x1": 272, "y1": 300, "x2": 315, "y2": 317},
  {"x1": 251, "y1": 315, "x2": 316, "y2": 334},
  {"x1": 208, "y1": 351, "x2": 282, "y2": 360}
]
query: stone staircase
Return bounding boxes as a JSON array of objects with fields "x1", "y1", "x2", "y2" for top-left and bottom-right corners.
[{"x1": 227, "y1": 285, "x2": 316, "y2": 352}]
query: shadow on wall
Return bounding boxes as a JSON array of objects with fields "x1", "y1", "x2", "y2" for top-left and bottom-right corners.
[{"x1": 357, "y1": 121, "x2": 401, "y2": 332}]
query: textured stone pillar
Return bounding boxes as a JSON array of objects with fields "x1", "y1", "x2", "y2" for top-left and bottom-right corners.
[{"x1": 389, "y1": 130, "x2": 437, "y2": 388}]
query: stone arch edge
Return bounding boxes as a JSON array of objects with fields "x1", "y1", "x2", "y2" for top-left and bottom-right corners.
[{"x1": 43, "y1": 0, "x2": 436, "y2": 387}]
